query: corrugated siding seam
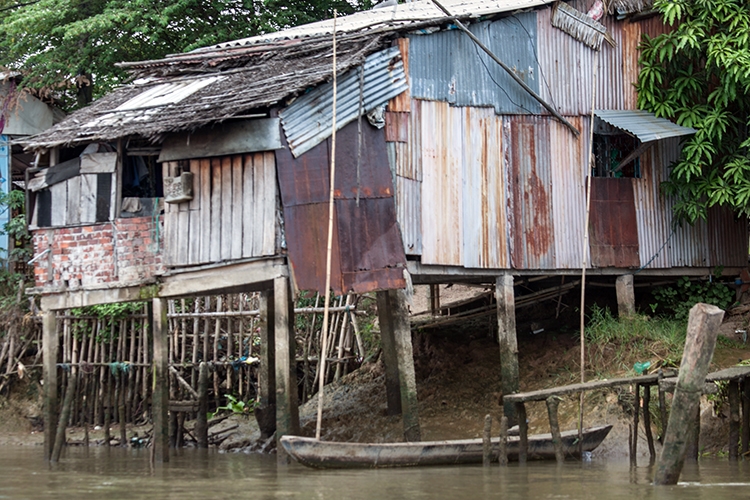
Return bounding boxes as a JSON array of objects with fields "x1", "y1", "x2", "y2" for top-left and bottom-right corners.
[{"x1": 280, "y1": 46, "x2": 408, "y2": 157}]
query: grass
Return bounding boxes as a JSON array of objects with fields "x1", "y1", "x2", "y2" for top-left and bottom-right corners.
[{"x1": 584, "y1": 305, "x2": 688, "y2": 376}]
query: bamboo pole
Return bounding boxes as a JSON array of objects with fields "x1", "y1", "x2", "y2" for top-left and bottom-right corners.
[
  {"x1": 482, "y1": 414, "x2": 493, "y2": 466},
  {"x1": 654, "y1": 303, "x2": 724, "y2": 485},
  {"x1": 315, "y1": 9, "x2": 338, "y2": 442},
  {"x1": 191, "y1": 299, "x2": 200, "y2": 389},
  {"x1": 578, "y1": 55, "x2": 599, "y2": 455},
  {"x1": 498, "y1": 416, "x2": 508, "y2": 467},
  {"x1": 631, "y1": 384, "x2": 640, "y2": 466},
  {"x1": 643, "y1": 385, "x2": 656, "y2": 463}
]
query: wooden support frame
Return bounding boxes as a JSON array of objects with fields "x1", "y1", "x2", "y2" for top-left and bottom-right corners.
[
  {"x1": 42, "y1": 311, "x2": 58, "y2": 461},
  {"x1": 377, "y1": 290, "x2": 402, "y2": 416},
  {"x1": 274, "y1": 276, "x2": 299, "y2": 464},
  {"x1": 496, "y1": 274, "x2": 519, "y2": 424},
  {"x1": 257, "y1": 289, "x2": 277, "y2": 439},
  {"x1": 152, "y1": 298, "x2": 169, "y2": 463}
]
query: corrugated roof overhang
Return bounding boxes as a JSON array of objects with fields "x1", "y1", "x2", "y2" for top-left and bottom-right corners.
[{"x1": 594, "y1": 110, "x2": 696, "y2": 142}]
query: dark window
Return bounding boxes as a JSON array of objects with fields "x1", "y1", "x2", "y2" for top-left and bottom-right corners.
[{"x1": 593, "y1": 132, "x2": 641, "y2": 178}]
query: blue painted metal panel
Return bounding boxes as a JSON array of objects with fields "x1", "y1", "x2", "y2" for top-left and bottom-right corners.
[{"x1": 408, "y1": 14, "x2": 541, "y2": 115}]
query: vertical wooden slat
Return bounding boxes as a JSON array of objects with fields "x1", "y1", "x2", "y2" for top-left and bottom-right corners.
[
  {"x1": 231, "y1": 156, "x2": 244, "y2": 260},
  {"x1": 188, "y1": 159, "x2": 201, "y2": 264},
  {"x1": 50, "y1": 182, "x2": 67, "y2": 227},
  {"x1": 262, "y1": 152, "x2": 277, "y2": 255},
  {"x1": 210, "y1": 158, "x2": 222, "y2": 263},
  {"x1": 66, "y1": 176, "x2": 81, "y2": 226},
  {"x1": 163, "y1": 162, "x2": 177, "y2": 265},
  {"x1": 252, "y1": 154, "x2": 264, "y2": 256},
  {"x1": 200, "y1": 158, "x2": 212, "y2": 263},
  {"x1": 220, "y1": 157, "x2": 233, "y2": 261},
  {"x1": 242, "y1": 155, "x2": 255, "y2": 258},
  {"x1": 177, "y1": 210, "x2": 190, "y2": 265}
]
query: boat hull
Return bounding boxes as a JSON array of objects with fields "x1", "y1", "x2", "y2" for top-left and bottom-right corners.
[{"x1": 280, "y1": 425, "x2": 613, "y2": 468}]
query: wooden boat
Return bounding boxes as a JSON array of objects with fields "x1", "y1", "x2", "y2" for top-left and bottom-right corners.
[{"x1": 280, "y1": 424, "x2": 612, "y2": 469}]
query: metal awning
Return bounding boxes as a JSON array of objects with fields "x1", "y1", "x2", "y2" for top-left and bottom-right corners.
[{"x1": 594, "y1": 110, "x2": 696, "y2": 142}]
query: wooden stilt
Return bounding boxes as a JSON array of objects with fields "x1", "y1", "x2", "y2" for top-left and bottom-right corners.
[
  {"x1": 515, "y1": 402, "x2": 528, "y2": 464},
  {"x1": 729, "y1": 379, "x2": 740, "y2": 462},
  {"x1": 196, "y1": 362, "x2": 209, "y2": 448},
  {"x1": 742, "y1": 377, "x2": 750, "y2": 457},
  {"x1": 496, "y1": 275, "x2": 519, "y2": 425},
  {"x1": 615, "y1": 274, "x2": 635, "y2": 317},
  {"x1": 391, "y1": 288, "x2": 420, "y2": 442},
  {"x1": 658, "y1": 369, "x2": 668, "y2": 440},
  {"x1": 376, "y1": 290, "x2": 402, "y2": 416},
  {"x1": 482, "y1": 414, "x2": 492, "y2": 466},
  {"x1": 654, "y1": 303, "x2": 724, "y2": 485},
  {"x1": 256, "y1": 289, "x2": 276, "y2": 439},
  {"x1": 630, "y1": 384, "x2": 640, "y2": 466},
  {"x1": 643, "y1": 385, "x2": 656, "y2": 463},
  {"x1": 43, "y1": 311, "x2": 58, "y2": 461},
  {"x1": 685, "y1": 405, "x2": 700, "y2": 462},
  {"x1": 274, "y1": 276, "x2": 299, "y2": 464},
  {"x1": 498, "y1": 416, "x2": 508, "y2": 467},
  {"x1": 546, "y1": 396, "x2": 564, "y2": 464},
  {"x1": 51, "y1": 369, "x2": 76, "y2": 461},
  {"x1": 152, "y1": 298, "x2": 169, "y2": 463}
]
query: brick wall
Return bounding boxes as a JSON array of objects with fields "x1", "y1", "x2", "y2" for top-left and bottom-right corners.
[{"x1": 31, "y1": 216, "x2": 164, "y2": 290}]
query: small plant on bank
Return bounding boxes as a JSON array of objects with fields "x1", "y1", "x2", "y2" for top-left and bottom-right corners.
[
  {"x1": 209, "y1": 394, "x2": 257, "y2": 418},
  {"x1": 650, "y1": 269, "x2": 735, "y2": 320}
]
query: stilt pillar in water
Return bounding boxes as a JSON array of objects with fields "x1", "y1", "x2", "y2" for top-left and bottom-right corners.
[
  {"x1": 377, "y1": 290, "x2": 402, "y2": 416},
  {"x1": 152, "y1": 298, "x2": 169, "y2": 463},
  {"x1": 546, "y1": 396, "x2": 564, "y2": 464},
  {"x1": 728, "y1": 379, "x2": 740, "y2": 461},
  {"x1": 615, "y1": 274, "x2": 635, "y2": 318},
  {"x1": 255, "y1": 290, "x2": 276, "y2": 440},
  {"x1": 496, "y1": 275, "x2": 519, "y2": 424},
  {"x1": 195, "y1": 362, "x2": 209, "y2": 448},
  {"x1": 378, "y1": 289, "x2": 421, "y2": 441},
  {"x1": 274, "y1": 276, "x2": 299, "y2": 464},
  {"x1": 742, "y1": 377, "x2": 750, "y2": 456},
  {"x1": 654, "y1": 303, "x2": 724, "y2": 485},
  {"x1": 42, "y1": 310, "x2": 58, "y2": 461}
]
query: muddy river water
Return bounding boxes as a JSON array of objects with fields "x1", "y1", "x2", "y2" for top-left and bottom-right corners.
[{"x1": 0, "y1": 446, "x2": 748, "y2": 499}]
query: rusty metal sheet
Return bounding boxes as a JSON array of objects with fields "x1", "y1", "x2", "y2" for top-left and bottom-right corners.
[
  {"x1": 550, "y1": 115, "x2": 589, "y2": 269},
  {"x1": 283, "y1": 203, "x2": 344, "y2": 294},
  {"x1": 385, "y1": 112, "x2": 409, "y2": 143},
  {"x1": 589, "y1": 178, "x2": 640, "y2": 268},
  {"x1": 507, "y1": 115, "x2": 555, "y2": 269},
  {"x1": 276, "y1": 119, "x2": 406, "y2": 294},
  {"x1": 708, "y1": 206, "x2": 749, "y2": 268},
  {"x1": 336, "y1": 197, "x2": 406, "y2": 292},
  {"x1": 395, "y1": 174, "x2": 422, "y2": 255}
]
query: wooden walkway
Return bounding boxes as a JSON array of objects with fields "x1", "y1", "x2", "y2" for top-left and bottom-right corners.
[{"x1": 503, "y1": 366, "x2": 750, "y2": 464}]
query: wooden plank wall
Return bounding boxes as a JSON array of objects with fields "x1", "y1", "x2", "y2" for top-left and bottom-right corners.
[
  {"x1": 162, "y1": 152, "x2": 277, "y2": 267},
  {"x1": 31, "y1": 172, "x2": 116, "y2": 228}
]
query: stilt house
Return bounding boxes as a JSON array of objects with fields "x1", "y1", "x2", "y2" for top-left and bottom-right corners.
[{"x1": 21, "y1": 0, "x2": 749, "y2": 460}]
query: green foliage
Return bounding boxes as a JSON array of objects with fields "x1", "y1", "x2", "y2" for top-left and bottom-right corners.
[
  {"x1": 636, "y1": 0, "x2": 750, "y2": 222},
  {"x1": 70, "y1": 301, "x2": 145, "y2": 341},
  {"x1": 0, "y1": 0, "x2": 371, "y2": 111},
  {"x1": 651, "y1": 272, "x2": 735, "y2": 319},
  {"x1": 0, "y1": 190, "x2": 30, "y2": 265},
  {"x1": 209, "y1": 394, "x2": 256, "y2": 418}
]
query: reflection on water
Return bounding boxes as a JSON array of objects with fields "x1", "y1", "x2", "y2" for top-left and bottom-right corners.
[{"x1": 0, "y1": 446, "x2": 748, "y2": 500}]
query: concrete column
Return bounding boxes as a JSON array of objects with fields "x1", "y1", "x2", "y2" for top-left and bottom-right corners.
[
  {"x1": 274, "y1": 276, "x2": 299, "y2": 464},
  {"x1": 496, "y1": 274, "x2": 519, "y2": 424},
  {"x1": 377, "y1": 291, "x2": 402, "y2": 416},
  {"x1": 42, "y1": 311, "x2": 58, "y2": 461},
  {"x1": 255, "y1": 289, "x2": 276, "y2": 439},
  {"x1": 378, "y1": 289, "x2": 421, "y2": 441},
  {"x1": 152, "y1": 298, "x2": 169, "y2": 463},
  {"x1": 616, "y1": 274, "x2": 636, "y2": 317}
]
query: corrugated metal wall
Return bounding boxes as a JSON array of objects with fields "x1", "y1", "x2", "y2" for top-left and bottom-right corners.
[{"x1": 408, "y1": 13, "x2": 541, "y2": 115}]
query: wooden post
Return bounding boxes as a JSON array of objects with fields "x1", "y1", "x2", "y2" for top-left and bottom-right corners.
[
  {"x1": 615, "y1": 274, "x2": 635, "y2": 317},
  {"x1": 685, "y1": 406, "x2": 700, "y2": 462},
  {"x1": 643, "y1": 385, "x2": 656, "y2": 463},
  {"x1": 546, "y1": 396, "x2": 564, "y2": 464},
  {"x1": 274, "y1": 276, "x2": 299, "y2": 464},
  {"x1": 498, "y1": 416, "x2": 508, "y2": 467},
  {"x1": 376, "y1": 290, "x2": 402, "y2": 416},
  {"x1": 51, "y1": 369, "x2": 76, "y2": 461},
  {"x1": 482, "y1": 414, "x2": 492, "y2": 466},
  {"x1": 515, "y1": 402, "x2": 528, "y2": 464},
  {"x1": 152, "y1": 298, "x2": 169, "y2": 463},
  {"x1": 429, "y1": 284, "x2": 440, "y2": 316},
  {"x1": 42, "y1": 311, "x2": 58, "y2": 461},
  {"x1": 728, "y1": 379, "x2": 740, "y2": 462},
  {"x1": 255, "y1": 289, "x2": 276, "y2": 440},
  {"x1": 196, "y1": 362, "x2": 209, "y2": 448},
  {"x1": 496, "y1": 275, "x2": 519, "y2": 425},
  {"x1": 658, "y1": 369, "x2": 668, "y2": 439},
  {"x1": 654, "y1": 303, "x2": 724, "y2": 485},
  {"x1": 742, "y1": 377, "x2": 750, "y2": 456},
  {"x1": 630, "y1": 384, "x2": 640, "y2": 466},
  {"x1": 376, "y1": 289, "x2": 421, "y2": 441}
]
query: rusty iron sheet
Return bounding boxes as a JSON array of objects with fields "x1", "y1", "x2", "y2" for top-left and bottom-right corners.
[
  {"x1": 508, "y1": 115, "x2": 554, "y2": 269},
  {"x1": 385, "y1": 112, "x2": 409, "y2": 143},
  {"x1": 275, "y1": 119, "x2": 406, "y2": 294},
  {"x1": 589, "y1": 178, "x2": 640, "y2": 268}
]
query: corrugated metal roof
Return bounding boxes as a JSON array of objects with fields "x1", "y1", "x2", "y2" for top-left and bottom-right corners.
[
  {"x1": 279, "y1": 46, "x2": 408, "y2": 157},
  {"x1": 408, "y1": 14, "x2": 541, "y2": 114},
  {"x1": 201, "y1": 0, "x2": 557, "y2": 51},
  {"x1": 595, "y1": 110, "x2": 696, "y2": 142}
]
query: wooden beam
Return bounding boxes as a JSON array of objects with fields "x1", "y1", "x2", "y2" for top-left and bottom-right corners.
[
  {"x1": 496, "y1": 274, "x2": 519, "y2": 424},
  {"x1": 159, "y1": 258, "x2": 285, "y2": 298},
  {"x1": 377, "y1": 290, "x2": 402, "y2": 416},
  {"x1": 274, "y1": 276, "x2": 299, "y2": 464},
  {"x1": 42, "y1": 311, "x2": 58, "y2": 461},
  {"x1": 152, "y1": 298, "x2": 169, "y2": 463}
]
